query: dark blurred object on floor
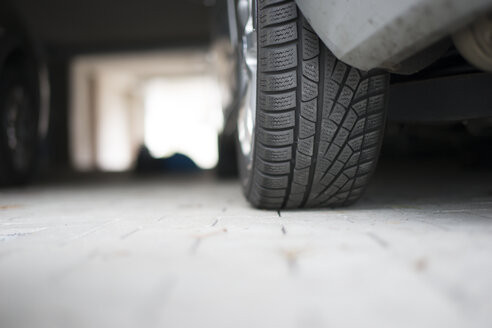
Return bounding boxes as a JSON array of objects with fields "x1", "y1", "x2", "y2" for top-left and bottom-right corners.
[{"x1": 136, "y1": 146, "x2": 200, "y2": 173}]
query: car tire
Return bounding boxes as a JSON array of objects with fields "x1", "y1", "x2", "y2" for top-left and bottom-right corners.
[
  {"x1": 0, "y1": 55, "x2": 39, "y2": 186},
  {"x1": 236, "y1": 0, "x2": 389, "y2": 209}
]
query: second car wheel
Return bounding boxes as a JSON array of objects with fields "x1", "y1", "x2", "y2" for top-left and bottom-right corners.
[
  {"x1": 235, "y1": 0, "x2": 390, "y2": 209},
  {"x1": 0, "y1": 54, "x2": 39, "y2": 186}
]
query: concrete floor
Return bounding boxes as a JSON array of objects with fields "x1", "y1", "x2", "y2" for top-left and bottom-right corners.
[{"x1": 1, "y1": 158, "x2": 492, "y2": 328}]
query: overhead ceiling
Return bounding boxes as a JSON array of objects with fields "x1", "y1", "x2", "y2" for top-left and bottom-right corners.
[{"x1": 10, "y1": 0, "x2": 214, "y2": 52}]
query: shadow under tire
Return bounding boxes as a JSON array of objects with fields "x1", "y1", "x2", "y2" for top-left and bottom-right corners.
[{"x1": 238, "y1": 0, "x2": 390, "y2": 209}]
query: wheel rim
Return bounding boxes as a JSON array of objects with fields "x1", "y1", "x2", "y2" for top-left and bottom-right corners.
[{"x1": 236, "y1": 0, "x2": 257, "y2": 171}]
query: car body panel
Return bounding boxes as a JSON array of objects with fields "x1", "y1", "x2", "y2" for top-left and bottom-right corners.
[{"x1": 295, "y1": 0, "x2": 492, "y2": 71}]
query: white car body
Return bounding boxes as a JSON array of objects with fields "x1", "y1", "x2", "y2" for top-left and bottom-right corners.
[{"x1": 296, "y1": 0, "x2": 492, "y2": 71}]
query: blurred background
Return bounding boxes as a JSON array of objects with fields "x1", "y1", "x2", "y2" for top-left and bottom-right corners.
[{"x1": 5, "y1": 0, "x2": 235, "y2": 177}]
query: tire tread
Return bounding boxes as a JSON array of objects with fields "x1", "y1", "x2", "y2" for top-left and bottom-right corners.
[{"x1": 243, "y1": 0, "x2": 388, "y2": 209}]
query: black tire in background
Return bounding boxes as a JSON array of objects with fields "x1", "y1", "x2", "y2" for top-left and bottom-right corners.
[
  {"x1": 0, "y1": 54, "x2": 39, "y2": 186},
  {"x1": 238, "y1": 0, "x2": 389, "y2": 209}
]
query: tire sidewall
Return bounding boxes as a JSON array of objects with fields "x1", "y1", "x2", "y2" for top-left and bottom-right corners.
[{"x1": 236, "y1": 0, "x2": 259, "y2": 204}]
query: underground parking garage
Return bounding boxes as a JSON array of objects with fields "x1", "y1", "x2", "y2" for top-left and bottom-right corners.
[{"x1": 1, "y1": 1, "x2": 492, "y2": 327}]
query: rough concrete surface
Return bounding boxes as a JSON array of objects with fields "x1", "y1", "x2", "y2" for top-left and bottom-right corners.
[{"x1": 0, "y1": 159, "x2": 491, "y2": 328}]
